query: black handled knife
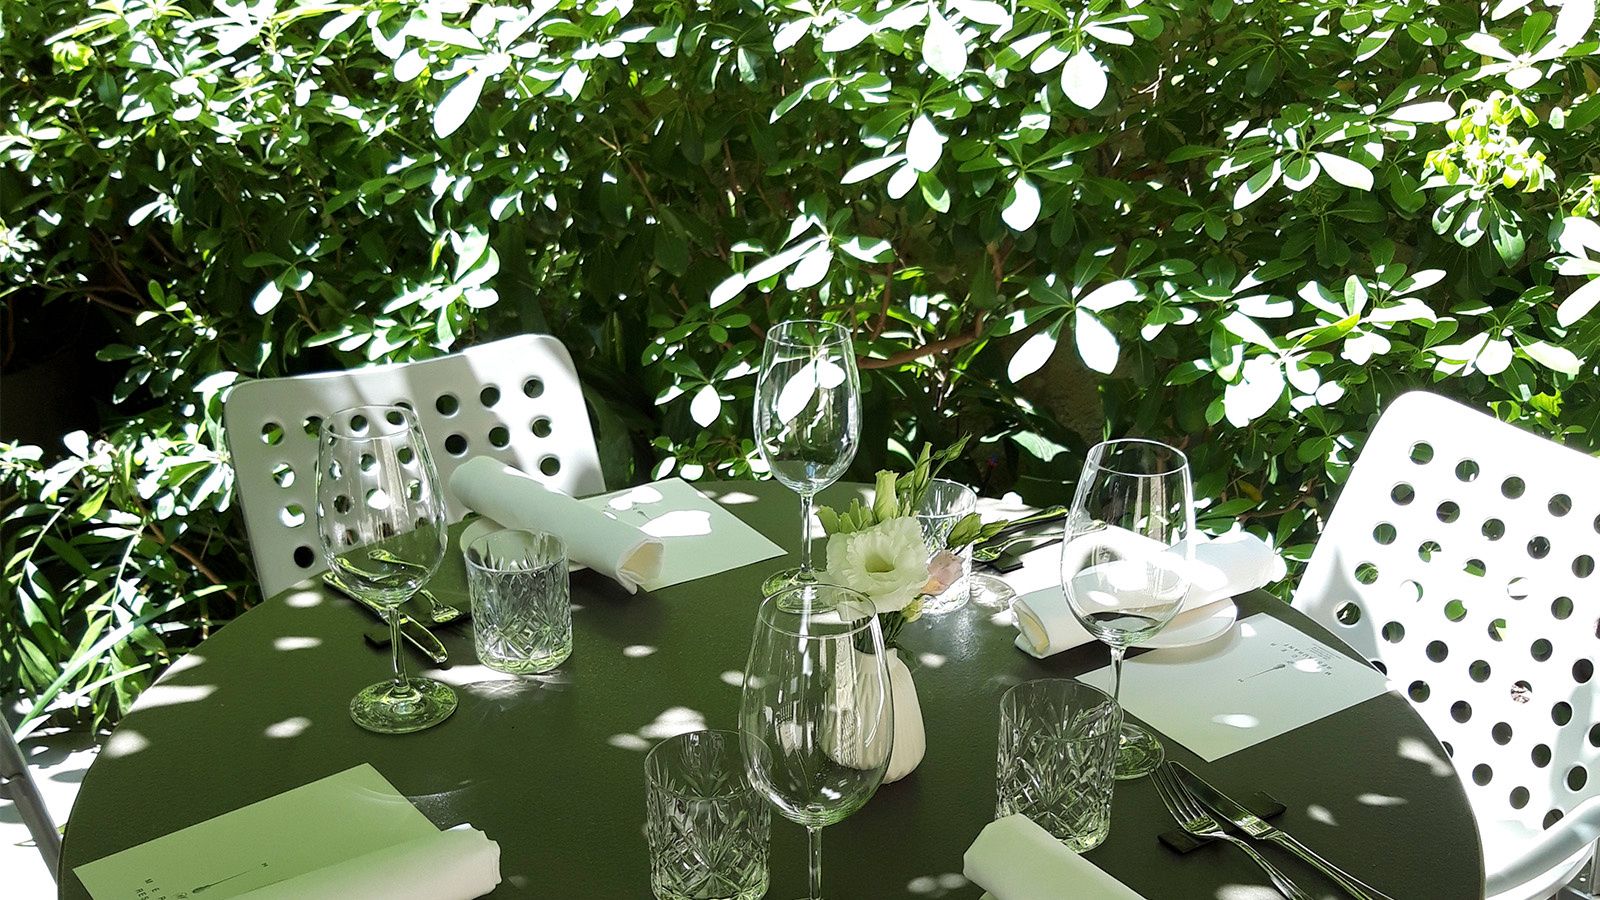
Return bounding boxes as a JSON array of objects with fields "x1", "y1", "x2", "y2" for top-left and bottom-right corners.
[{"x1": 321, "y1": 573, "x2": 449, "y2": 665}]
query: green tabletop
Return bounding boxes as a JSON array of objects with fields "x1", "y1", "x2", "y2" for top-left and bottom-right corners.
[{"x1": 59, "y1": 481, "x2": 1484, "y2": 899}]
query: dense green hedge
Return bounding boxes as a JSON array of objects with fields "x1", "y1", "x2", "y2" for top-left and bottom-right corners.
[{"x1": 3, "y1": 0, "x2": 1597, "y2": 734}]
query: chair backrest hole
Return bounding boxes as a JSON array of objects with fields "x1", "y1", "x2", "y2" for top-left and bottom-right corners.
[
  {"x1": 1501, "y1": 476, "x2": 1525, "y2": 499},
  {"x1": 1589, "y1": 724, "x2": 1600, "y2": 748},
  {"x1": 1355, "y1": 562, "x2": 1380, "y2": 585},
  {"x1": 1567, "y1": 766, "x2": 1588, "y2": 792},
  {"x1": 1530, "y1": 639, "x2": 1553, "y2": 663},
  {"x1": 1410, "y1": 442, "x2": 1434, "y2": 464},
  {"x1": 480, "y1": 386, "x2": 500, "y2": 408},
  {"x1": 1547, "y1": 494, "x2": 1572, "y2": 517},
  {"x1": 436, "y1": 394, "x2": 460, "y2": 416},
  {"x1": 1464, "y1": 558, "x2": 1487, "y2": 577},
  {"x1": 1455, "y1": 459, "x2": 1479, "y2": 481},
  {"x1": 1382, "y1": 621, "x2": 1405, "y2": 643},
  {"x1": 1435, "y1": 501, "x2": 1460, "y2": 523},
  {"x1": 539, "y1": 456, "x2": 562, "y2": 477},
  {"x1": 1469, "y1": 660, "x2": 1491, "y2": 683},
  {"x1": 1372, "y1": 522, "x2": 1397, "y2": 545},
  {"x1": 1444, "y1": 599, "x2": 1468, "y2": 622},
  {"x1": 1419, "y1": 540, "x2": 1441, "y2": 562},
  {"x1": 1408, "y1": 680, "x2": 1430, "y2": 702},
  {"x1": 1472, "y1": 764, "x2": 1493, "y2": 785},
  {"x1": 262, "y1": 422, "x2": 284, "y2": 445},
  {"x1": 1451, "y1": 700, "x2": 1472, "y2": 722},
  {"x1": 1489, "y1": 618, "x2": 1508, "y2": 642},
  {"x1": 1399, "y1": 579, "x2": 1424, "y2": 602},
  {"x1": 1427, "y1": 640, "x2": 1450, "y2": 663},
  {"x1": 444, "y1": 433, "x2": 468, "y2": 456},
  {"x1": 1551, "y1": 596, "x2": 1573, "y2": 620},
  {"x1": 524, "y1": 377, "x2": 545, "y2": 398},
  {"x1": 1526, "y1": 536, "x2": 1550, "y2": 560},
  {"x1": 489, "y1": 425, "x2": 511, "y2": 449},
  {"x1": 1532, "y1": 743, "x2": 1553, "y2": 767},
  {"x1": 1481, "y1": 518, "x2": 1505, "y2": 540},
  {"x1": 1573, "y1": 555, "x2": 1594, "y2": 578},
  {"x1": 1492, "y1": 721, "x2": 1513, "y2": 745},
  {"x1": 272, "y1": 463, "x2": 295, "y2": 487},
  {"x1": 1551, "y1": 701, "x2": 1572, "y2": 726},
  {"x1": 1573, "y1": 659, "x2": 1593, "y2": 684},
  {"x1": 531, "y1": 417, "x2": 554, "y2": 438},
  {"x1": 1391, "y1": 483, "x2": 1416, "y2": 505},
  {"x1": 1505, "y1": 577, "x2": 1530, "y2": 601},
  {"x1": 280, "y1": 505, "x2": 305, "y2": 528},
  {"x1": 1510, "y1": 786, "x2": 1530, "y2": 809},
  {"x1": 1335, "y1": 602, "x2": 1362, "y2": 625},
  {"x1": 293, "y1": 546, "x2": 315, "y2": 568},
  {"x1": 1543, "y1": 809, "x2": 1563, "y2": 830},
  {"x1": 303, "y1": 416, "x2": 323, "y2": 438},
  {"x1": 1512, "y1": 679, "x2": 1533, "y2": 702}
]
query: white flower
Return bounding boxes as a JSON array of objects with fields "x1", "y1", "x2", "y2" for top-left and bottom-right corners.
[{"x1": 823, "y1": 516, "x2": 933, "y2": 615}]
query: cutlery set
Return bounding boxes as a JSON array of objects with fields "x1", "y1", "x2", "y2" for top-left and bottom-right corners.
[
  {"x1": 322, "y1": 570, "x2": 462, "y2": 665},
  {"x1": 1156, "y1": 761, "x2": 1395, "y2": 900}
]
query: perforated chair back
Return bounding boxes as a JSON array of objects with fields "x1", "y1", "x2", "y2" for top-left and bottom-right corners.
[
  {"x1": 1293, "y1": 391, "x2": 1600, "y2": 899},
  {"x1": 224, "y1": 335, "x2": 604, "y2": 598},
  {"x1": 1, "y1": 717, "x2": 60, "y2": 879}
]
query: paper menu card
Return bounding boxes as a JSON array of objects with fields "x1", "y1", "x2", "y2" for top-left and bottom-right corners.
[
  {"x1": 1078, "y1": 615, "x2": 1390, "y2": 761},
  {"x1": 580, "y1": 477, "x2": 785, "y2": 591},
  {"x1": 73, "y1": 764, "x2": 490, "y2": 900}
]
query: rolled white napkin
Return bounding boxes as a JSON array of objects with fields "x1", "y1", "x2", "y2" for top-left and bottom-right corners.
[
  {"x1": 449, "y1": 456, "x2": 664, "y2": 593},
  {"x1": 239, "y1": 825, "x2": 501, "y2": 900},
  {"x1": 965, "y1": 814, "x2": 1147, "y2": 900},
  {"x1": 1013, "y1": 530, "x2": 1284, "y2": 658}
]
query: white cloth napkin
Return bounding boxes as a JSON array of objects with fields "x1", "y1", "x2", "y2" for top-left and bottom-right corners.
[
  {"x1": 1013, "y1": 530, "x2": 1285, "y2": 658},
  {"x1": 239, "y1": 825, "x2": 501, "y2": 900},
  {"x1": 965, "y1": 814, "x2": 1147, "y2": 900},
  {"x1": 449, "y1": 456, "x2": 664, "y2": 593}
]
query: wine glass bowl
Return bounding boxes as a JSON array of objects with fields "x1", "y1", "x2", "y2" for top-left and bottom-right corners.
[
  {"x1": 1060, "y1": 438, "x2": 1195, "y2": 779},
  {"x1": 739, "y1": 584, "x2": 891, "y2": 899},
  {"x1": 315, "y1": 404, "x2": 456, "y2": 734},
  {"x1": 753, "y1": 320, "x2": 861, "y2": 594}
]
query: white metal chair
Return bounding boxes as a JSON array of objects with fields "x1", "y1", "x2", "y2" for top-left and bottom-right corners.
[
  {"x1": 1293, "y1": 391, "x2": 1600, "y2": 900},
  {"x1": 224, "y1": 334, "x2": 604, "y2": 598},
  {"x1": 2, "y1": 716, "x2": 60, "y2": 880}
]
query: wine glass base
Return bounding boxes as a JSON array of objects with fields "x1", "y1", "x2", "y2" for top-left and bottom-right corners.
[
  {"x1": 350, "y1": 677, "x2": 458, "y2": 734},
  {"x1": 1113, "y1": 721, "x2": 1164, "y2": 780},
  {"x1": 968, "y1": 573, "x2": 1016, "y2": 610}
]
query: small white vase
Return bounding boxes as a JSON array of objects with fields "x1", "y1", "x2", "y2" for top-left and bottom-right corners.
[{"x1": 882, "y1": 647, "x2": 925, "y2": 784}]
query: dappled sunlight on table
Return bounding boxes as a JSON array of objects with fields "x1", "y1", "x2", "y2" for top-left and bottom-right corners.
[
  {"x1": 272, "y1": 636, "x2": 321, "y2": 651},
  {"x1": 263, "y1": 716, "x2": 311, "y2": 739},
  {"x1": 906, "y1": 871, "x2": 969, "y2": 896},
  {"x1": 132, "y1": 684, "x2": 216, "y2": 710},
  {"x1": 103, "y1": 729, "x2": 148, "y2": 759},
  {"x1": 608, "y1": 706, "x2": 708, "y2": 751}
]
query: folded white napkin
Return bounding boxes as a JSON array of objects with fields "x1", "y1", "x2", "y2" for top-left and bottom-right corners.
[
  {"x1": 449, "y1": 457, "x2": 664, "y2": 593},
  {"x1": 239, "y1": 825, "x2": 501, "y2": 900},
  {"x1": 1013, "y1": 530, "x2": 1284, "y2": 658},
  {"x1": 965, "y1": 814, "x2": 1147, "y2": 900}
]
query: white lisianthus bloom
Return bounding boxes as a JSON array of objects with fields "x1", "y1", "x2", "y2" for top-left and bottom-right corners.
[{"x1": 823, "y1": 516, "x2": 933, "y2": 615}]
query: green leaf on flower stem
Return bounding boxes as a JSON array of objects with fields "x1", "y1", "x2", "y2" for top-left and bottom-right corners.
[
  {"x1": 919, "y1": 172, "x2": 951, "y2": 213},
  {"x1": 1233, "y1": 161, "x2": 1281, "y2": 209},
  {"x1": 1313, "y1": 153, "x2": 1373, "y2": 191},
  {"x1": 1001, "y1": 175, "x2": 1040, "y2": 231},
  {"x1": 1061, "y1": 49, "x2": 1106, "y2": 110}
]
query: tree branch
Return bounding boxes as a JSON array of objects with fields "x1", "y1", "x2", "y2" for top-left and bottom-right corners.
[{"x1": 859, "y1": 328, "x2": 981, "y2": 370}]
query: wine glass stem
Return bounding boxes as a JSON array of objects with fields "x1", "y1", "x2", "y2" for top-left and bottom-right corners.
[
  {"x1": 797, "y1": 490, "x2": 817, "y2": 577},
  {"x1": 1109, "y1": 643, "x2": 1128, "y2": 729},
  {"x1": 807, "y1": 824, "x2": 823, "y2": 899},
  {"x1": 388, "y1": 607, "x2": 408, "y2": 686}
]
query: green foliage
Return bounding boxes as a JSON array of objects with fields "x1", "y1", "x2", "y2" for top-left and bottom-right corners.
[{"x1": 3, "y1": 0, "x2": 1599, "y2": 726}]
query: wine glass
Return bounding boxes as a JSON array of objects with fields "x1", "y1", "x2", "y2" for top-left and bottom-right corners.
[
  {"x1": 739, "y1": 584, "x2": 892, "y2": 900},
  {"x1": 315, "y1": 404, "x2": 457, "y2": 734},
  {"x1": 1060, "y1": 438, "x2": 1194, "y2": 779},
  {"x1": 753, "y1": 320, "x2": 861, "y2": 594}
]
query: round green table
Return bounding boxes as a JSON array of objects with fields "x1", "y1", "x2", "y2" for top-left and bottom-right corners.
[{"x1": 59, "y1": 481, "x2": 1485, "y2": 898}]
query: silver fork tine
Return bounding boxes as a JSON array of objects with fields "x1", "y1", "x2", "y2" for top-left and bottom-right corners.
[{"x1": 1152, "y1": 765, "x2": 1314, "y2": 900}]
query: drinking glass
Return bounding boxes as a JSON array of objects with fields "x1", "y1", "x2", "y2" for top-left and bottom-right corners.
[
  {"x1": 1060, "y1": 438, "x2": 1194, "y2": 779},
  {"x1": 315, "y1": 405, "x2": 457, "y2": 733},
  {"x1": 753, "y1": 320, "x2": 861, "y2": 594},
  {"x1": 465, "y1": 529, "x2": 572, "y2": 674},
  {"x1": 739, "y1": 584, "x2": 891, "y2": 900},
  {"x1": 917, "y1": 478, "x2": 976, "y2": 616},
  {"x1": 646, "y1": 730, "x2": 771, "y2": 900},
  {"x1": 995, "y1": 679, "x2": 1119, "y2": 852}
]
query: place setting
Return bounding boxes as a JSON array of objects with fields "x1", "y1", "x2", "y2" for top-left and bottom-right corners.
[{"x1": 61, "y1": 319, "x2": 1453, "y2": 900}]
